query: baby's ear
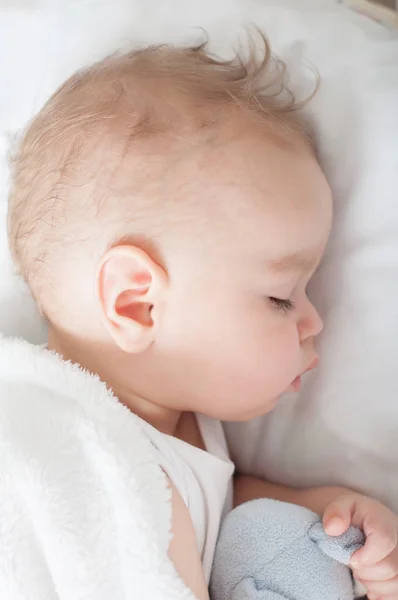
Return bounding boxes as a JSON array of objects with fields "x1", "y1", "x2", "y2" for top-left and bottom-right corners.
[{"x1": 96, "y1": 245, "x2": 168, "y2": 353}]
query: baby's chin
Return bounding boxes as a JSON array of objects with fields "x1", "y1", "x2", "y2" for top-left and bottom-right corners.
[{"x1": 219, "y1": 395, "x2": 285, "y2": 422}]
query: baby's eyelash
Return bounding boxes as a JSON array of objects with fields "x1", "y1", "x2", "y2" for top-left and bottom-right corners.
[{"x1": 269, "y1": 297, "x2": 295, "y2": 312}]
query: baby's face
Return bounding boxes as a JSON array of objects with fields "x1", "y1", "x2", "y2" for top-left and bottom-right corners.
[{"x1": 157, "y1": 131, "x2": 332, "y2": 421}]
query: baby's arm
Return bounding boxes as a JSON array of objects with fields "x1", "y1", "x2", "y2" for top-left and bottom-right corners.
[
  {"x1": 234, "y1": 474, "x2": 350, "y2": 514},
  {"x1": 168, "y1": 477, "x2": 210, "y2": 600}
]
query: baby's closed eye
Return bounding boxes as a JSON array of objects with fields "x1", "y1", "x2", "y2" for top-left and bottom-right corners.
[{"x1": 268, "y1": 297, "x2": 295, "y2": 312}]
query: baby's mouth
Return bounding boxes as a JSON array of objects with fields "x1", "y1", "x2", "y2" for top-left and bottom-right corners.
[
  {"x1": 288, "y1": 356, "x2": 319, "y2": 393},
  {"x1": 289, "y1": 375, "x2": 302, "y2": 392},
  {"x1": 304, "y1": 356, "x2": 319, "y2": 373}
]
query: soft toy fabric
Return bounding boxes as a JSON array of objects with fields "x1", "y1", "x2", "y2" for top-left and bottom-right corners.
[{"x1": 211, "y1": 499, "x2": 365, "y2": 600}]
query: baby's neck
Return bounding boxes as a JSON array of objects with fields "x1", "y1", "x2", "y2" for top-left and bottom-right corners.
[{"x1": 47, "y1": 326, "x2": 182, "y2": 436}]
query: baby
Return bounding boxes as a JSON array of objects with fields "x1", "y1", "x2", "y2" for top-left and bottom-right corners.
[{"x1": 7, "y1": 39, "x2": 398, "y2": 599}]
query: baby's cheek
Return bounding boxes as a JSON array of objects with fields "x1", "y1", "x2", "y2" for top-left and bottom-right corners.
[{"x1": 266, "y1": 326, "x2": 300, "y2": 379}]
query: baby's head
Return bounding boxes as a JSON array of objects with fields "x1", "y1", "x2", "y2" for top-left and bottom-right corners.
[{"x1": 8, "y1": 39, "x2": 332, "y2": 422}]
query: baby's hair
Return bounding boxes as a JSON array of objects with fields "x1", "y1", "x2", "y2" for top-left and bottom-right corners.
[{"x1": 8, "y1": 34, "x2": 316, "y2": 318}]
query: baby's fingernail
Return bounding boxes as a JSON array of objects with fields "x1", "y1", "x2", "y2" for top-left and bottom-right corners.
[{"x1": 324, "y1": 517, "x2": 346, "y2": 535}]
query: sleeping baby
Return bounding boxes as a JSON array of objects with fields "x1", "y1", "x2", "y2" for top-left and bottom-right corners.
[{"x1": 7, "y1": 37, "x2": 398, "y2": 599}]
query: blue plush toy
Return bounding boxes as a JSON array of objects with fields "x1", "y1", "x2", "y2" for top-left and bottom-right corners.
[{"x1": 211, "y1": 499, "x2": 365, "y2": 600}]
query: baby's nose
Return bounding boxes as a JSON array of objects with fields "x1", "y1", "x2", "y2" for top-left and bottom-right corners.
[{"x1": 298, "y1": 301, "x2": 323, "y2": 341}]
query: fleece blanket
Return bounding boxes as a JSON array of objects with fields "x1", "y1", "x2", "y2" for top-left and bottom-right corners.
[{"x1": 0, "y1": 336, "x2": 195, "y2": 600}]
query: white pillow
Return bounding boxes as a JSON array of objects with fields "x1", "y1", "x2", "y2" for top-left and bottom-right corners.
[{"x1": 1, "y1": 0, "x2": 398, "y2": 508}]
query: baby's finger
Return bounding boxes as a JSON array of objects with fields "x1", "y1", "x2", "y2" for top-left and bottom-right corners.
[
  {"x1": 357, "y1": 573, "x2": 398, "y2": 599},
  {"x1": 353, "y1": 546, "x2": 398, "y2": 582},
  {"x1": 323, "y1": 494, "x2": 354, "y2": 537},
  {"x1": 351, "y1": 509, "x2": 398, "y2": 568}
]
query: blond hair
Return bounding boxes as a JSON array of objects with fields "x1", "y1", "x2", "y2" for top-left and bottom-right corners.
[{"x1": 8, "y1": 36, "x2": 315, "y2": 318}]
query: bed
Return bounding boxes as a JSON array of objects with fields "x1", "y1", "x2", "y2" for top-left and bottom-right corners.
[
  {"x1": 342, "y1": 0, "x2": 398, "y2": 27},
  {"x1": 346, "y1": 0, "x2": 398, "y2": 28}
]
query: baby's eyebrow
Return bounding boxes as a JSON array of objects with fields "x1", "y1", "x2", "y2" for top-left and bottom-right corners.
[{"x1": 267, "y1": 252, "x2": 317, "y2": 273}]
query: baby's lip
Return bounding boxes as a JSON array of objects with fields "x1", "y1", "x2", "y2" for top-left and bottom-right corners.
[
  {"x1": 287, "y1": 356, "x2": 320, "y2": 394},
  {"x1": 304, "y1": 356, "x2": 319, "y2": 374}
]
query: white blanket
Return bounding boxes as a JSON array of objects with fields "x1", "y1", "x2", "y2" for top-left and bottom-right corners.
[{"x1": 0, "y1": 336, "x2": 194, "y2": 600}]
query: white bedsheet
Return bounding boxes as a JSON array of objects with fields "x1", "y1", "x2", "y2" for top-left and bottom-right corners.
[{"x1": 1, "y1": 0, "x2": 398, "y2": 509}]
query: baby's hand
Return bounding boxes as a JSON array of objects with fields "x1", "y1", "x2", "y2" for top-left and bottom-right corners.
[{"x1": 323, "y1": 493, "x2": 398, "y2": 600}]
